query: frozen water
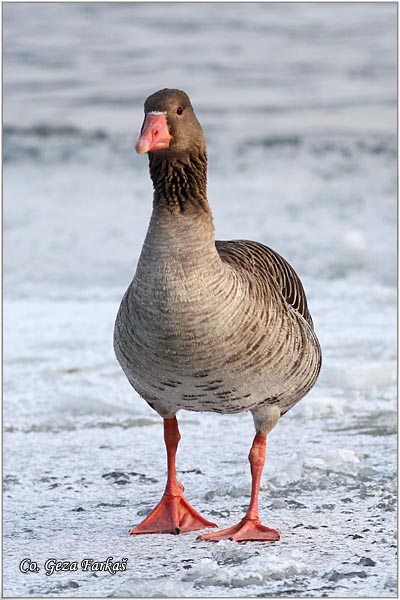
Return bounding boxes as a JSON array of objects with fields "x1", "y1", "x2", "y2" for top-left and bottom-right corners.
[{"x1": 3, "y1": 3, "x2": 397, "y2": 598}]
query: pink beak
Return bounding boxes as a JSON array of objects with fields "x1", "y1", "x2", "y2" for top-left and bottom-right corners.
[{"x1": 135, "y1": 113, "x2": 172, "y2": 154}]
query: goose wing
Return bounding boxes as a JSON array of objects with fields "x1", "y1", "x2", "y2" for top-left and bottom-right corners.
[{"x1": 216, "y1": 240, "x2": 314, "y2": 328}]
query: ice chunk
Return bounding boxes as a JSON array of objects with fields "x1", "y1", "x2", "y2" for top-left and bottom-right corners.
[
  {"x1": 299, "y1": 394, "x2": 345, "y2": 419},
  {"x1": 324, "y1": 449, "x2": 360, "y2": 473},
  {"x1": 269, "y1": 454, "x2": 304, "y2": 486},
  {"x1": 183, "y1": 549, "x2": 313, "y2": 587}
]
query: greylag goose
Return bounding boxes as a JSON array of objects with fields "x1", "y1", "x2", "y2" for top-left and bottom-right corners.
[{"x1": 114, "y1": 88, "x2": 322, "y2": 542}]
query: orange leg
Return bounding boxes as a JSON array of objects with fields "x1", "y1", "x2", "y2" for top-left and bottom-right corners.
[
  {"x1": 129, "y1": 416, "x2": 218, "y2": 535},
  {"x1": 197, "y1": 433, "x2": 280, "y2": 542}
]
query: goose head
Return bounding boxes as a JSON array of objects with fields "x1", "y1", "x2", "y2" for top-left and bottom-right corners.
[{"x1": 135, "y1": 88, "x2": 205, "y2": 157}]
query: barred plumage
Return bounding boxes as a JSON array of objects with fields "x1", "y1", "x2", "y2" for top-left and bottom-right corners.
[{"x1": 115, "y1": 226, "x2": 321, "y2": 425}]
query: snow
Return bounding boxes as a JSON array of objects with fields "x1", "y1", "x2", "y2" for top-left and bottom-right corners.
[{"x1": 3, "y1": 2, "x2": 397, "y2": 597}]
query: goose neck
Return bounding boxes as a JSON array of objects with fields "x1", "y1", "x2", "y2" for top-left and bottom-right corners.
[{"x1": 149, "y1": 149, "x2": 210, "y2": 214}]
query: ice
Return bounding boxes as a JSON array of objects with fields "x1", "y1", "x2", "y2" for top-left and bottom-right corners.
[
  {"x1": 3, "y1": 2, "x2": 397, "y2": 598},
  {"x1": 269, "y1": 454, "x2": 304, "y2": 487},
  {"x1": 323, "y1": 449, "x2": 360, "y2": 472},
  {"x1": 298, "y1": 393, "x2": 346, "y2": 419},
  {"x1": 328, "y1": 364, "x2": 396, "y2": 391},
  {"x1": 342, "y1": 229, "x2": 367, "y2": 256},
  {"x1": 183, "y1": 548, "x2": 313, "y2": 588},
  {"x1": 113, "y1": 577, "x2": 193, "y2": 598}
]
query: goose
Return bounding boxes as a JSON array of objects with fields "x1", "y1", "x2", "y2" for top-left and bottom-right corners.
[{"x1": 114, "y1": 88, "x2": 322, "y2": 542}]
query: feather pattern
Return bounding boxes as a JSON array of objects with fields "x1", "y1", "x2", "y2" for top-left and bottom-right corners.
[
  {"x1": 114, "y1": 88, "x2": 321, "y2": 436},
  {"x1": 216, "y1": 240, "x2": 314, "y2": 327}
]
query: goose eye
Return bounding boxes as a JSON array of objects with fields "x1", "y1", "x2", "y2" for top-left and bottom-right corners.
[{"x1": 176, "y1": 106, "x2": 184, "y2": 115}]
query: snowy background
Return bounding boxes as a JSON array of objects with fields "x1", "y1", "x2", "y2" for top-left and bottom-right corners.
[{"x1": 3, "y1": 3, "x2": 397, "y2": 597}]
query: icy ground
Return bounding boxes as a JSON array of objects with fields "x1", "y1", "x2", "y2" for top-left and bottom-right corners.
[
  {"x1": 3, "y1": 305, "x2": 397, "y2": 597},
  {"x1": 4, "y1": 155, "x2": 397, "y2": 597},
  {"x1": 3, "y1": 3, "x2": 397, "y2": 594}
]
